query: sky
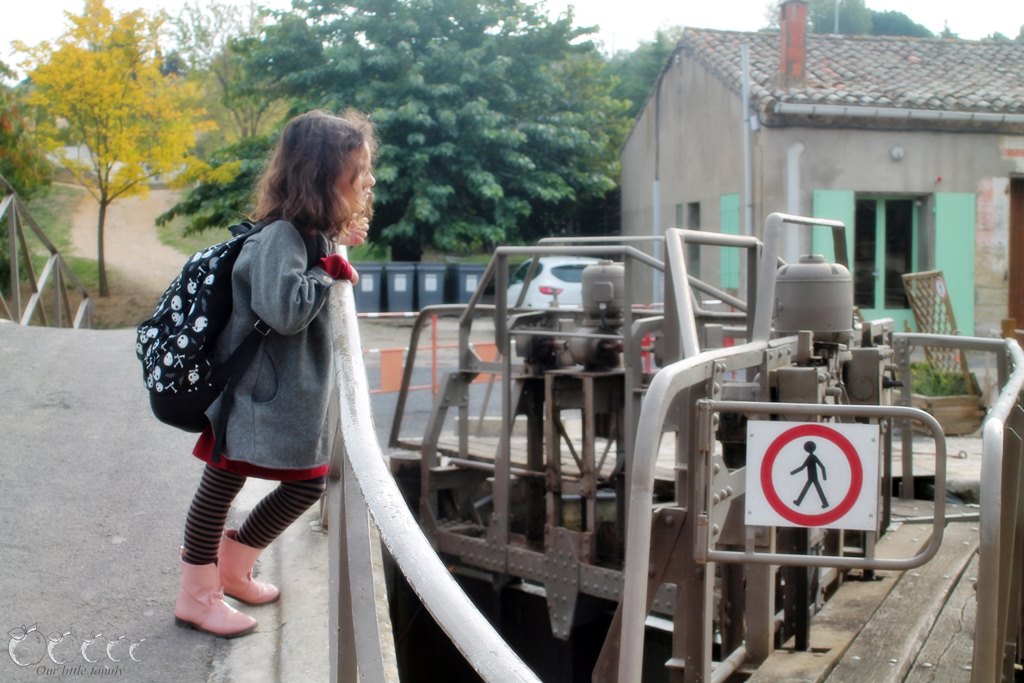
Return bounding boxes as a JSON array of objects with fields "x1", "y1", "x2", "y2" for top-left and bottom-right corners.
[{"x1": 2, "y1": 0, "x2": 1023, "y2": 73}]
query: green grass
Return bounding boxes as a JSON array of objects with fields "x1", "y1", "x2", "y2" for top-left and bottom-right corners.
[
  {"x1": 347, "y1": 241, "x2": 390, "y2": 262},
  {"x1": 910, "y1": 362, "x2": 977, "y2": 396},
  {"x1": 16, "y1": 183, "x2": 93, "y2": 288},
  {"x1": 24, "y1": 182, "x2": 86, "y2": 253},
  {"x1": 155, "y1": 215, "x2": 226, "y2": 256}
]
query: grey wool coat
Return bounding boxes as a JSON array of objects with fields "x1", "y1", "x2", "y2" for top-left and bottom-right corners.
[{"x1": 206, "y1": 220, "x2": 341, "y2": 473}]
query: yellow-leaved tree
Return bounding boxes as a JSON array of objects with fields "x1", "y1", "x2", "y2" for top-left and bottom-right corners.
[{"x1": 17, "y1": 0, "x2": 211, "y2": 296}]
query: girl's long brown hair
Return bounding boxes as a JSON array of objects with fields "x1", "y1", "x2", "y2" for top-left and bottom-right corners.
[{"x1": 252, "y1": 109, "x2": 377, "y2": 239}]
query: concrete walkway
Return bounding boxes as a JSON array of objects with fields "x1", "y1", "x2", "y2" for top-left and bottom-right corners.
[{"x1": 0, "y1": 320, "x2": 411, "y2": 683}]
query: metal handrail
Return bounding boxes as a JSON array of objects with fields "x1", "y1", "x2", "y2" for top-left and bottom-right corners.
[
  {"x1": 615, "y1": 332, "x2": 1024, "y2": 682},
  {"x1": 698, "y1": 399, "x2": 947, "y2": 569},
  {"x1": 973, "y1": 336, "x2": 1024, "y2": 682},
  {"x1": 386, "y1": 303, "x2": 497, "y2": 450},
  {"x1": 618, "y1": 340, "x2": 767, "y2": 683},
  {"x1": 616, "y1": 339, "x2": 952, "y2": 682},
  {"x1": 326, "y1": 282, "x2": 540, "y2": 682},
  {"x1": 1, "y1": 176, "x2": 92, "y2": 328},
  {"x1": 893, "y1": 332, "x2": 1014, "y2": 497}
]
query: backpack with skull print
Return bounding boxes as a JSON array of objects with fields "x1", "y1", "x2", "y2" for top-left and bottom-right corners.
[{"x1": 135, "y1": 220, "x2": 271, "y2": 433}]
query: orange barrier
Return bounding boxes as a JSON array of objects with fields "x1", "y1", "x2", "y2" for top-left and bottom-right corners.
[
  {"x1": 378, "y1": 348, "x2": 406, "y2": 393},
  {"x1": 473, "y1": 342, "x2": 498, "y2": 384},
  {"x1": 367, "y1": 342, "x2": 502, "y2": 394},
  {"x1": 361, "y1": 312, "x2": 505, "y2": 394}
]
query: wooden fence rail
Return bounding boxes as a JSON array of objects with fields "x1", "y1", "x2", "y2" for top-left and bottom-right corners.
[{"x1": 1, "y1": 176, "x2": 92, "y2": 328}]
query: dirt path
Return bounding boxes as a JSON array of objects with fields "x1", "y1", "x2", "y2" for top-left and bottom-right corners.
[{"x1": 70, "y1": 188, "x2": 187, "y2": 328}]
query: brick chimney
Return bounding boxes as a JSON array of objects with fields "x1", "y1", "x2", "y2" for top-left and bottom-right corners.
[{"x1": 778, "y1": 0, "x2": 808, "y2": 87}]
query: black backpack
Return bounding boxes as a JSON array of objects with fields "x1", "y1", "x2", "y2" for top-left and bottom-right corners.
[{"x1": 136, "y1": 220, "x2": 272, "y2": 457}]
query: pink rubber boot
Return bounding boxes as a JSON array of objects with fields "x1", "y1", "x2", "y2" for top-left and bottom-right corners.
[
  {"x1": 174, "y1": 559, "x2": 257, "y2": 638},
  {"x1": 218, "y1": 529, "x2": 280, "y2": 605}
]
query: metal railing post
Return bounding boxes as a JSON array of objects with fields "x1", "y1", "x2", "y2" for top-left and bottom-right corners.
[
  {"x1": 327, "y1": 282, "x2": 541, "y2": 683},
  {"x1": 973, "y1": 338, "x2": 1024, "y2": 681}
]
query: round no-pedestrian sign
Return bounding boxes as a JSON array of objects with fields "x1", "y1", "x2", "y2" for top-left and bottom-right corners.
[{"x1": 745, "y1": 421, "x2": 880, "y2": 530}]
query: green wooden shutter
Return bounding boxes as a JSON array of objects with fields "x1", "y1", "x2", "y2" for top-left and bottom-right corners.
[
  {"x1": 719, "y1": 193, "x2": 740, "y2": 290},
  {"x1": 934, "y1": 193, "x2": 976, "y2": 334},
  {"x1": 812, "y1": 190, "x2": 854, "y2": 266}
]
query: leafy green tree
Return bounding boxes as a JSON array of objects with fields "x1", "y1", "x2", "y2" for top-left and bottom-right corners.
[
  {"x1": 0, "y1": 61, "x2": 51, "y2": 199},
  {"x1": 607, "y1": 28, "x2": 683, "y2": 120},
  {"x1": 16, "y1": 0, "x2": 210, "y2": 295},
  {"x1": 807, "y1": 0, "x2": 872, "y2": 35},
  {"x1": 168, "y1": 0, "x2": 288, "y2": 146},
  {"x1": 167, "y1": 0, "x2": 630, "y2": 259},
  {"x1": 870, "y1": 10, "x2": 932, "y2": 37},
  {"x1": 159, "y1": 134, "x2": 271, "y2": 233}
]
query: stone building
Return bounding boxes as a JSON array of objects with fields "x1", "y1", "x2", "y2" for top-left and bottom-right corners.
[{"x1": 620, "y1": 0, "x2": 1024, "y2": 335}]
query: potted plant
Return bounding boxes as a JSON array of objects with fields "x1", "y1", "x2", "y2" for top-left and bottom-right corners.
[{"x1": 910, "y1": 362, "x2": 985, "y2": 436}]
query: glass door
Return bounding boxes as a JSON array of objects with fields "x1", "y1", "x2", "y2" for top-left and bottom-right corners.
[{"x1": 853, "y1": 197, "x2": 917, "y2": 329}]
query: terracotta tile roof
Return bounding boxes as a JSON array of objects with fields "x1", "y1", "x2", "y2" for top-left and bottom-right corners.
[{"x1": 679, "y1": 29, "x2": 1024, "y2": 129}]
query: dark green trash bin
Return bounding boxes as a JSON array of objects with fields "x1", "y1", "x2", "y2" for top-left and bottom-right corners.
[
  {"x1": 384, "y1": 263, "x2": 416, "y2": 312},
  {"x1": 416, "y1": 263, "x2": 446, "y2": 309},
  {"x1": 352, "y1": 263, "x2": 383, "y2": 313},
  {"x1": 447, "y1": 263, "x2": 486, "y2": 303}
]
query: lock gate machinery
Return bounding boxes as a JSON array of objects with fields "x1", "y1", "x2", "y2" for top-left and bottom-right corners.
[{"x1": 381, "y1": 213, "x2": 1024, "y2": 682}]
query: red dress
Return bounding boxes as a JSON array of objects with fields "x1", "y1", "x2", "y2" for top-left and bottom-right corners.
[{"x1": 193, "y1": 426, "x2": 329, "y2": 481}]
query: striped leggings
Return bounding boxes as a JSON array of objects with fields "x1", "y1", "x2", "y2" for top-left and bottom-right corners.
[{"x1": 182, "y1": 465, "x2": 326, "y2": 566}]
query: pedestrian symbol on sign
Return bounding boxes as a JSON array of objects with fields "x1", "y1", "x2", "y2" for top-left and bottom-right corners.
[
  {"x1": 746, "y1": 421, "x2": 880, "y2": 530},
  {"x1": 790, "y1": 441, "x2": 829, "y2": 509}
]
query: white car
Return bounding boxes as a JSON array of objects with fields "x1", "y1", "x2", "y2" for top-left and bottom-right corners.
[{"x1": 506, "y1": 256, "x2": 600, "y2": 308}]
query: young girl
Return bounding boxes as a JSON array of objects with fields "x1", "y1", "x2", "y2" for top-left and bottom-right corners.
[{"x1": 174, "y1": 109, "x2": 377, "y2": 637}]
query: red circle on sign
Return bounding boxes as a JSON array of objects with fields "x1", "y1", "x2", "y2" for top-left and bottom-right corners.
[{"x1": 759, "y1": 424, "x2": 863, "y2": 526}]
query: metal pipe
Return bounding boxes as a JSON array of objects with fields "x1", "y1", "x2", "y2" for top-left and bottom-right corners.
[
  {"x1": 664, "y1": 228, "x2": 701, "y2": 357},
  {"x1": 741, "y1": 44, "x2": 754, "y2": 237},
  {"x1": 973, "y1": 338, "x2": 1024, "y2": 681},
  {"x1": 900, "y1": 513, "x2": 980, "y2": 524},
  {"x1": 494, "y1": 252, "x2": 512, "y2": 550},
  {"x1": 618, "y1": 340, "x2": 768, "y2": 683},
  {"x1": 711, "y1": 644, "x2": 748, "y2": 683},
  {"x1": 511, "y1": 328, "x2": 623, "y2": 341},
  {"x1": 653, "y1": 61, "x2": 665, "y2": 305},
  {"x1": 493, "y1": 244, "x2": 664, "y2": 271},
  {"x1": 774, "y1": 101, "x2": 1024, "y2": 124},
  {"x1": 675, "y1": 228, "x2": 762, "y2": 249},
  {"x1": 538, "y1": 235, "x2": 665, "y2": 245},
  {"x1": 444, "y1": 456, "x2": 546, "y2": 479},
  {"x1": 671, "y1": 228, "x2": 761, "y2": 313},
  {"x1": 653, "y1": 181, "x2": 663, "y2": 304},
  {"x1": 785, "y1": 142, "x2": 805, "y2": 262},
  {"x1": 894, "y1": 331, "x2": 1012, "y2": 355}
]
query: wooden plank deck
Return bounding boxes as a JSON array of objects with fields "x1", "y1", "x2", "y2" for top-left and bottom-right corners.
[
  {"x1": 749, "y1": 501, "x2": 979, "y2": 682},
  {"x1": 825, "y1": 518, "x2": 977, "y2": 682},
  {"x1": 903, "y1": 553, "x2": 978, "y2": 682}
]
